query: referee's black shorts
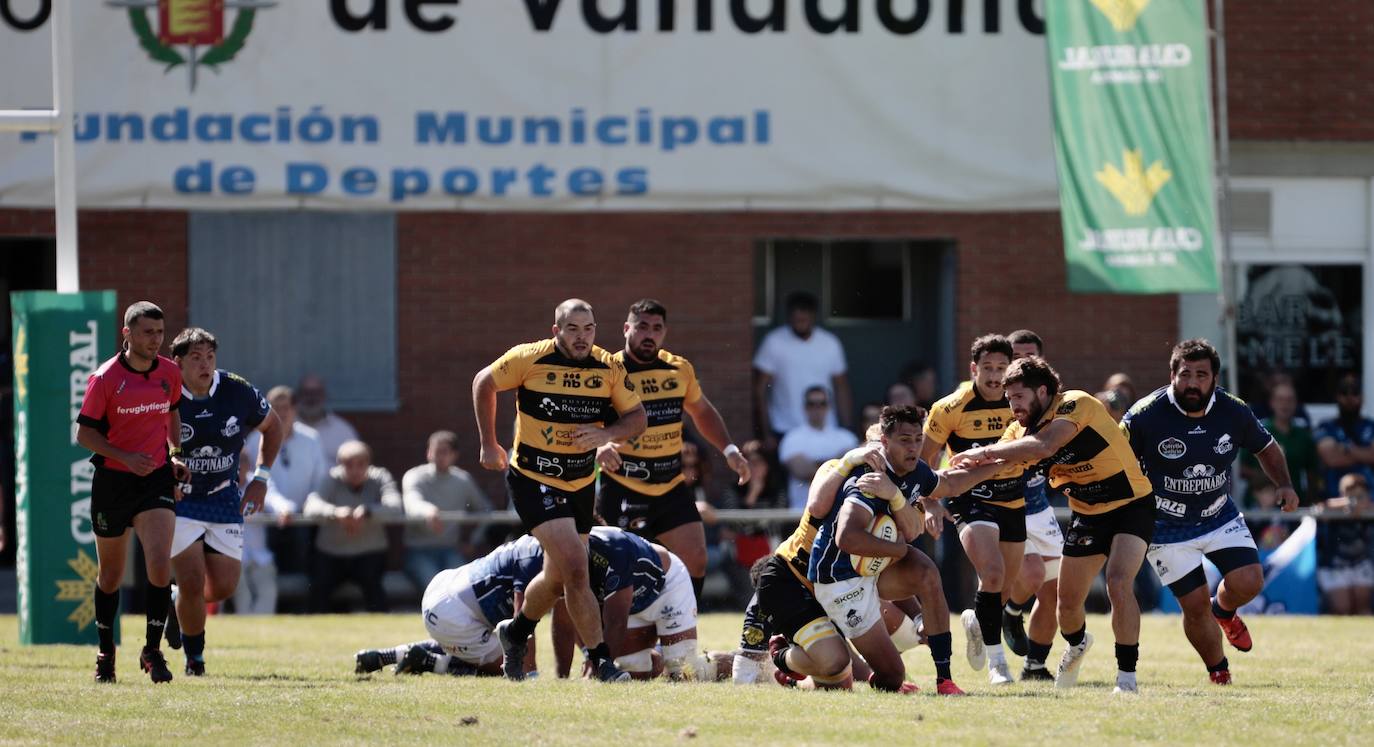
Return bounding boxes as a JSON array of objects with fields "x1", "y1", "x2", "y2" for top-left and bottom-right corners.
[{"x1": 90, "y1": 463, "x2": 176, "y2": 537}]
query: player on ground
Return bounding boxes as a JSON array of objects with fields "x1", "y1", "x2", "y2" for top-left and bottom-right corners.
[
  {"x1": 948, "y1": 356, "x2": 1155, "y2": 693},
  {"x1": 355, "y1": 534, "x2": 545, "y2": 678},
  {"x1": 1122, "y1": 339, "x2": 1298, "y2": 685},
  {"x1": 804, "y1": 406, "x2": 1003, "y2": 694},
  {"x1": 163, "y1": 328, "x2": 282, "y2": 675},
  {"x1": 472, "y1": 298, "x2": 647, "y2": 682},
  {"x1": 1000, "y1": 329, "x2": 1065, "y2": 681},
  {"x1": 595, "y1": 299, "x2": 751, "y2": 607},
  {"x1": 922, "y1": 334, "x2": 1027, "y2": 684},
  {"x1": 75, "y1": 301, "x2": 189, "y2": 683}
]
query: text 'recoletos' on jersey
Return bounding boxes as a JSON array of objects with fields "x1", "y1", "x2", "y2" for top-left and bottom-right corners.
[
  {"x1": 77, "y1": 353, "x2": 182, "y2": 473},
  {"x1": 588, "y1": 526, "x2": 667, "y2": 615},
  {"x1": 1122, "y1": 385, "x2": 1274, "y2": 544},
  {"x1": 1003, "y1": 390, "x2": 1153, "y2": 515},
  {"x1": 176, "y1": 370, "x2": 270, "y2": 524},
  {"x1": 489, "y1": 339, "x2": 642, "y2": 492},
  {"x1": 926, "y1": 381, "x2": 1024, "y2": 508},
  {"x1": 807, "y1": 461, "x2": 938, "y2": 585},
  {"x1": 603, "y1": 349, "x2": 703, "y2": 494}
]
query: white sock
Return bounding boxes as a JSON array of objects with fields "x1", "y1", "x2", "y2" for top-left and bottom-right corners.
[
  {"x1": 434, "y1": 654, "x2": 452, "y2": 673},
  {"x1": 986, "y1": 643, "x2": 1005, "y2": 664},
  {"x1": 1117, "y1": 670, "x2": 1136, "y2": 684}
]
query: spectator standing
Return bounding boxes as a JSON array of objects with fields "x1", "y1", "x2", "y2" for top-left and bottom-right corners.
[
  {"x1": 1104, "y1": 372, "x2": 1138, "y2": 408},
  {"x1": 400, "y1": 430, "x2": 491, "y2": 592},
  {"x1": 1315, "y1": 372, "x2": 1374, "y2": 498},
  {"x1": 295, "y1": 374, "x2": 359, "y2": 462},
  {"x1": 1241, "y1": 381, "x2": 1322, "y2": 507},
  {"x1": 1095, "y1": 390, "x2": 1128, "y2": 422},
  {"x1": 753, "y1": 292, "x2": 852, "y2": 445},
  {"x1": 303, "y1": 440, "x2": 402, "y2": 612},
  {"x1": 777, "y1": 386, "x2": 859, "y2": 510},
  {"x1": 1316, "y1": 473, "x2": 1374, "y2": 615}
]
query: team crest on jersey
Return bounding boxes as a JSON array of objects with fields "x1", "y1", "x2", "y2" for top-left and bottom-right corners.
[
  {"x1": 586, "y1": 375, "x2": 604, "y2": 389},
  {"x1": 743, "y1": 625, "x2": 765, "y2": 646},
  {"x1": 222, "y1": 416, "x2": 240, "y2": 437},
  {"x1": 662, "y1": 378, "x2": 679, "y2": 391},
  {"x1": 1158, "y1": 437, "x2": 1186, "y2": 459},
  {"x1": 180, "y1": 422, "x2": 194, "y2": 442},
  {"x1": 1213, "y1": 434, "x2": 1233, "y2": 455},
  {"x1": 160, "y1": 380, "x2": 171, "y2": 397},
  {"x1": 1056, "y1": 399, "x2": 1077, "y2": 415},
  {"x1": 545, "y1": 372, "x2": 557, "y2": 384}
]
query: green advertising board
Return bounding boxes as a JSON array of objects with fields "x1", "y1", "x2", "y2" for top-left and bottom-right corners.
[
  {"x1": 1046, "y1": 0, "x2": 1219, "y2": 293},
  {"x1": 12, "y1": 291, "x2": 117, "y2": 645}
]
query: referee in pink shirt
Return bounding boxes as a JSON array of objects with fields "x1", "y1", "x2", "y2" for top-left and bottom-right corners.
[{"x1": 75, "y1": 301, "x2": 190, "y2": 684}]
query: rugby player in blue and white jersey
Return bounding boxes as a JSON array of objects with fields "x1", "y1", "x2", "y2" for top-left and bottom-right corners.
[
  {"x1": 805, "y1": 405, "x2": 1001, "y2": 694},
  {"x1": 166, "y1": 328, "x2": 282, "y2": 676},
  {"x1": 355, "y1": 534, "x2": 546, "y2": 677},
  {"x1": 1122, "y1": 339, "x2": 1298, "y2": 685}
]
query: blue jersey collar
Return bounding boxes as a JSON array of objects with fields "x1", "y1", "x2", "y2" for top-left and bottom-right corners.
[
  {"x1": 182, "y1": 369, "x2": 221, "y2": 401},
  {"x1": 1166, "y1": 384, "x2": 1216, "y2": 417}
]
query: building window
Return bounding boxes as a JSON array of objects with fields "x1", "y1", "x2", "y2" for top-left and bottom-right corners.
[
  {"x1": 755, "y1": 238, "x2": 937, "y2": 323},
  {"x1": 188, "y1": 212, "x2": 398, "y2": 411}
]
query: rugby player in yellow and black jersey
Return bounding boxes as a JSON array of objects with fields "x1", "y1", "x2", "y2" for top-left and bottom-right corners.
[
  {"x1": 472, "y1": 298, "x2": 647, "y2": 683},
  {"x1": 948, "y1": 355, "x2": 1155, "y2": 694},
  {"x1": 594, "y1": 299, "x2": 751, "y2": 605},
  {"x1": 920, "y1": 334, "x2": 1027, "y2": 685}
]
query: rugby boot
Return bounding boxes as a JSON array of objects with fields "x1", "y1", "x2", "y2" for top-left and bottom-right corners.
[
  {"x1": 935, "y1": 678, "x2": 968, "y2": 696},
  {"x1": 988, "y1": 658, "x2": 1014, "y2": 686},
  {"x1": 95, "y1": 651, "x2": 116, "y2": 684},
  {"x1": 140, "y1": 647, "x2": 174, "y2": 684},
  {"x1": 1112, "y1": 671, "x2": 1138, "y2": 695},
  {"x1": 1054, "y1": 632, "x2": 1093, "y2": 690},
  {"x1": 1209, "y1": 669, "x2": 1232, "y2": 686},
  {"x1": 184, "y1": 657, "x2": 206, "y2": 677},
  {"x1": 494, "y1": 620, "x2": 527, "y2": 681},
  {"x1": 1002, "y1": 610, "x2": 1029, "y2": 658},
  {"x1": 354, "y1": 649, "x2": 385, "y2": 674},
  {"x1": 594, "y1": 657, "x2": 632, "y2": 683},
  {"x1": 395, "y1": 645, "x2": 434, "y2": 675},
  {"x1": 960, "y1": 609, "x2": 986, "y2": 671},
  {"x1": 1020, "y1": 665, "x2": 1055, "y2": 682},
  {"x1": 1215, "y1": 613, "x2": 1253, "y2": 652}
]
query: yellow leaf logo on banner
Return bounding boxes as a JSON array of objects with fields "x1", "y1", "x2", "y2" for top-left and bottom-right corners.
[
  {"x1": 1090, "y1": 0, "x2": 1151, "y2": 32},
  {"x1": 55, "y1": 549, "x2": 101, "y2": 631},
  {"x1": 1096, "y1": 149, "x2": 1172, "y2": 216}
]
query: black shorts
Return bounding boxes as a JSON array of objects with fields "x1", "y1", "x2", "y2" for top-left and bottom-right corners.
[
  {"x1": 90, "y1": 464, "x2": 176, "y2": 538},
  {"x1": 596, "y1": 477, "x2": 702, "y2": 538},
  {"x1": 755, "y1": 555, "x2": 831, "y2": 645},
  {"x1": 1063, "y1": 497, "x2": 1156, "y2": 558},
  {"x1": 946, "y1": 496, "x2": 1027, "y2": 544},
  {"x1": 506, "y1": 468, "x2": 595, "y2": 535}
]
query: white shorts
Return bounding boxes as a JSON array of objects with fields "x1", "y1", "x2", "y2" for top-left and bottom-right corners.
[
  {"x1": 170, "y1": 516, "x2": 244, "y2": 561},
  {"x1": 627, "y1": 553, "x2": 697, "y2": 636},
  {"x1": 1023, "y1": 507, "x2": 1064, "y2": 558},
  {"x1": 1147, "y1": 515, "x2": 1257, "y2": 588},
  {"x1": 421, "y1": 568, "x2": 503, "y2": 666},
  {"x1": 1318, "y1": 560, "x2": 1374, "y2": 592},
  {"x1": 814, "y1": 574, "x2": 881, "y2": 639}
]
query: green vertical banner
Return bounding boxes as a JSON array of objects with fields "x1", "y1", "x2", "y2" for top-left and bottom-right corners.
[
  {"x1": 12, "y1": 291, "x2": 117, "y2": 645},
  {"x1": 1046, "y1": 0, "x2": 1219, "y2": 293}
]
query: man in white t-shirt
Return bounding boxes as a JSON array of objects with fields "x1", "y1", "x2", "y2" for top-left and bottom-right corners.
[
  {"x1": 753, "y1": 292, "x2": 852, "y2": 448},
  {"x1": 296, "y1": 373, "x2": 359, "y2": 462},
  {"x1": 778, "y1": 386, "x2": 859, "y2": 509},
  {"x1": 237, "y1": 385, "x2": 328, "y2": 613}
]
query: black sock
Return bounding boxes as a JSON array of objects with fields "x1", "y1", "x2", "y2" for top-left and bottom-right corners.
[
  {"x1": 444, "y1": 659, "x2": 477, "y2": 677},
  {"x1": 928, "y1": 631, "x2": 953, "y2": 681},
  {"x1": 1006, "y1": 596, "x2": 1034, "y2": 616},
  {"x1": 184, "y1": 632, "x2": 206, "y2": 660},
  {"x1": 1207, "y1": 656, "x2": 1230, "y2": 674},
  {"x1": 1211, "y1": 597, "x2": 1235, "y2": 620},
  {"x1": 1063, "y1": 625, "x2": 1086, "y2": 648},
  {"x1": 94, "y1": 587, "x2": 119, "y2": 655},
  {"x1": 974, "y1": 590, "x2": 1002, "y2": 646},
  {"x1": 1026, "y1": 638, "x2": 1053, "y2": 668},
  {"x1": 507, "y1": 612, "x2": 538, "y2": 643},
  {"x1": 771, "y1": 644, "x2": 796, "y2": 677},
  {"x1": 588, "y1": 642, "x2": 612, "y2": 666},
  {"x1": 691, "y1": 575, "x2": 705, "y2": 608},
  {"x1": 145, "y1": 583, "x2": 171, "y2": 651},
  {"x1": 1114, "y1": 643, "x2": 1139, "y2": 673}
]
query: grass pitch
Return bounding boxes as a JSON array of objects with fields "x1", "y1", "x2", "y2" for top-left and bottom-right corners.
[{"x1": 1, "y1": 612, "x2": 1371, "y2": 745}]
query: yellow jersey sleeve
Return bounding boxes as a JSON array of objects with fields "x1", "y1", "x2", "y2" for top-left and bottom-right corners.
[
  {"x1": 489, "y1": 341, "x2": 541, "y2": 391},
  {"x1": 924, "y1": 399, "x2": 953, "y2": 442},
  {"x1": 1049, "y1": 391, "x2": 1095, "y2": 436},
  {"x1": 608, "y1": 357, "x2": 642, "y2": 414},
  {"x1": 680, "y1": 358, "x2": 703, "y2": 406}
]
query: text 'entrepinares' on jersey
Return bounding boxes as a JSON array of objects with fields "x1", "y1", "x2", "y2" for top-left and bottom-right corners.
[
  {"x1": 602, "y1": 349, "x2": 703, "y2": 495},
  {"x1": 1003, "y1": 390, "x2": 1154, "y2": 515},
  {"x1": 489, "y1": 339, "x2": 641, "y2": 492}
]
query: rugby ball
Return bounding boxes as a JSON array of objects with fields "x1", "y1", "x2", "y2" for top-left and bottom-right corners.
[{"x1": 851, "y1": 513, "x2": 899, "y2": 577}]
